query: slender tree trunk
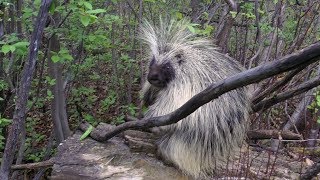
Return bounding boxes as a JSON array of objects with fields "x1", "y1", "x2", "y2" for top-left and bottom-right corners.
[
  {"x1": 190, "y1": 0, "x2": 200, "y2": 22},
  {"x1": 47, "y1": 10, "x2": 71, "y2": 143},
  {"x1": 215, "y1": 0, "x2": 237, "y2": 53},
  {"x1": 47, "y1": 34, "x2": 70, "y2": 143},
  {"x1": 16, "y1": 0, "x2": 23, "y2": 38},
  {"x1": 0, "y1": 3, "x2": 5, "y2": 112},
  {"x1": 0, "y1": 0, "x2": 52, "y2": 179}
]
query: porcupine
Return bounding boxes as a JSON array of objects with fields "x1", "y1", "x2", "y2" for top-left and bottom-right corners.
[{"x1": 140, "y1": 18, "x2": 250, "y2": 178}]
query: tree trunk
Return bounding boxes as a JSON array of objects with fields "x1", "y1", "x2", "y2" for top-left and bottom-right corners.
[
  {"x1": 0, "y1": 0, "x2": 52, "y2": 179},
  {"x1": 47, "y1": 34, "x2": 70, "y2": 144}
]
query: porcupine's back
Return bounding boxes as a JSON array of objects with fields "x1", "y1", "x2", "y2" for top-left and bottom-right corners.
[{"x1": 140, "y1": 18, "x2": 250, "y2": 178}]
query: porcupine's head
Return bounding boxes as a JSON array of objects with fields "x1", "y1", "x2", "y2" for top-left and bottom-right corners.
[{"x1": 140, "y1": 18, "x2": 218, "y2": 89}]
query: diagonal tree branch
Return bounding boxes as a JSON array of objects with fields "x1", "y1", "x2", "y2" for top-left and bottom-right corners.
[{"x1": 99, "y1": 42, "x2": 320, "y2": 141}]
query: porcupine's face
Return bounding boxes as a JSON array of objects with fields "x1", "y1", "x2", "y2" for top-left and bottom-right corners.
[{"x1": 147, "y1": 53, "x2": 184, "y2": 88}]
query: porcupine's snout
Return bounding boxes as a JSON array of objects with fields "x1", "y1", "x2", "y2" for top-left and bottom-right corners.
[{"x1": 147, "y1": 61, "x2": 175, "y2": 88}]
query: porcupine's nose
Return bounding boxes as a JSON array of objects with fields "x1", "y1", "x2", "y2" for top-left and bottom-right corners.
[{"x1": 148, "y1": 71, "x2": 162, "y2": 86}]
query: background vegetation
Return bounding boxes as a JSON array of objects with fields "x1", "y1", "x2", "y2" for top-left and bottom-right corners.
[{"x1": 0, "y1": 0, "x2": 320, "y2": 179}]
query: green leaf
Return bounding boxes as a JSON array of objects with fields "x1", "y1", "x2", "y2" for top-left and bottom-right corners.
[
  {"x1": 49, "y1": 1, "x2": 56, "y2": 14},
  {"x1": 47, "y1": 90, "x2": 53, "y2": 97},
  {"x1": 62, "y1": 54, "x2": 73, "y2": 61},
  {"x1": 257, "y1": 8, "x2": 264, "y2": 14},
  {"x1": 187, "y1": 25, "x2": 196, "y2": 33},
  {"x1": 89, "y1": 14, "x2": 98, "y2": 21},
  {"x1": 13, "y1": 41, "x2": 29, "y2": 47},
  {"x1": 9, "y1": 45, "x2": 16, "y2": 52},
  {"x1": 80, "y1": 15, "x2": 90, "y2": 27},
  {"x1": 86, "y1": 9, "x2": 106, "y2": 14},
  {"x1": 0, "y1": 97, "x2": 3, "y2": 101},
  {"x1": 175, "y1": 12, "x2": 183, "y2": 20},
  {"x1": 59, "y1": 49, "x2": 69, "y2": 54},
  {"x1": 230, "y1": 11, "x2": 237, "y2": 18},
  {"x1": 83, "y1": 2, "x2": 92, "y2": 10},
  {"x1": 80, "y1": 125, "x2": 93, "y2": 140},
  {"x1": 45, "y1": 76, "x2": 56, "y2": 86},
  {"x1": 51, "y1": 55, "x2": 60, "y2": 63},
  {"x1": 317, "y1": 117, "x2": 320, "y2": 125},
  {"x1": 0, "y1": 118, "x2": 12, "y2": 126},
  {"x1": 1, "y1": 45, "x2": 11, "y2": 54}
]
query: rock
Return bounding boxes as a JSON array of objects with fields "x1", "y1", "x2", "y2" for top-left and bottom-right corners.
[
  {"x1": 51, "y1": 129, "x2": 310, "y2": 180},
  {"x1": 50, "y1": 131, "x2": 189, "y2": 180}
]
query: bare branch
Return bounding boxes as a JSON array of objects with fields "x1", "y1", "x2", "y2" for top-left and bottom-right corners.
[
  {"x1": 252, "y1": 64, "x2": 309, "y2": 104},
  {"x1": 252, "y1": 76, "x2": 320, "y2": 112},
  {"x1": 11, "y1": 159, "x2": 54, "y2": 170},
  {"x1": 247, "y1": 130, "x2": 301, "y2": 140}
]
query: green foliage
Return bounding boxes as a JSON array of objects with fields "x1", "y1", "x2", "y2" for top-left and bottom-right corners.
[
  {"x1": 0, "y1": 34, "x2": 29, "y2": 56},
  {"x1": 45, "y1": 76, "x2": 56, "y2": 86},
  {"x1": 308, "y1": 91, "x2": 320, "y2": 124},
  {"x1": 84, "y1": 114, "x2": 96, "y2": 125},
  {"x1": 24, "y1": 117, "x2": 49, "y2": 162},
  {"x1": 51, "y1": 48, "x2": 73, "y2": 63},
  {"x1": 237, "y1": 2, "x2": 256, "y2": 20},
  {"x1": 101, "y1": 90, "x2": 117, "y2": 112},
  {"x1": 0, "y1": 80, "x2": 8, "y2": 93},
  {"x1": 0, "y1": 115, "x2": 11, "y2": 152},
  {"x1": 77, "y1": 0, "x2": 106, "y2": 27}
]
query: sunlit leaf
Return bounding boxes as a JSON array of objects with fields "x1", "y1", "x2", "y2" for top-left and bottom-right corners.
[
  {"x1": 1, "y1": 45, "x2": 11, "y2": 54},
  {"x1": 83, "y1": 2, "x2": 92, "y2": 10},
  {"x1": 62, "y1": 54, "x2": 73, "y2": 61},
  {"x1": 9, "y1": 45, "x2": 16, "y2": 52},
  {"x1": 13, "y1": 41, "x2": 29, "y2": 47},
  {"x1": 51, "y1": 55, "x2": 60, "y2": 63},
  {"x1": 49, "y1": 0, "x2": 56, "y2": 14},
  {"x1": 80, "y1": 15, "x2": 90, "y2": 26},
  {"x1": 80, "y1": 125, "x2": 93, "y2": 140},
  {"x1": 230, "y1": 11, "x2": 237, "y2": 18},
  {"x1": 187, "y1": 25, "x2": 196, "y2": 33},
  {"x1": 86, "y1": 9, "x2": 106, "y2": 14}
]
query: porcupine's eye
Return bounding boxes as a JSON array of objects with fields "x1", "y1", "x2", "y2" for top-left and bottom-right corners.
[{"x1": 175, "y1": 54, "x2": 184, "y2": 65}]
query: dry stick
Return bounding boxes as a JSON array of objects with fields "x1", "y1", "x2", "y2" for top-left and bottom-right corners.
[
  {"x1": 252, "y1": 76, "x2": 320, "y2": 112},
  {"x1": 99, "y1": 42, "x2": 320, "y2": 141},
  {"x1": 252, "y1": 64, "x2": 308, "y2": 104},
  {"x1": 247, "y1": 130, "x2": 301, "y2": 140},
  {"x1": 11, "y1": 160, "x2": 54, "y2": 170}
]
